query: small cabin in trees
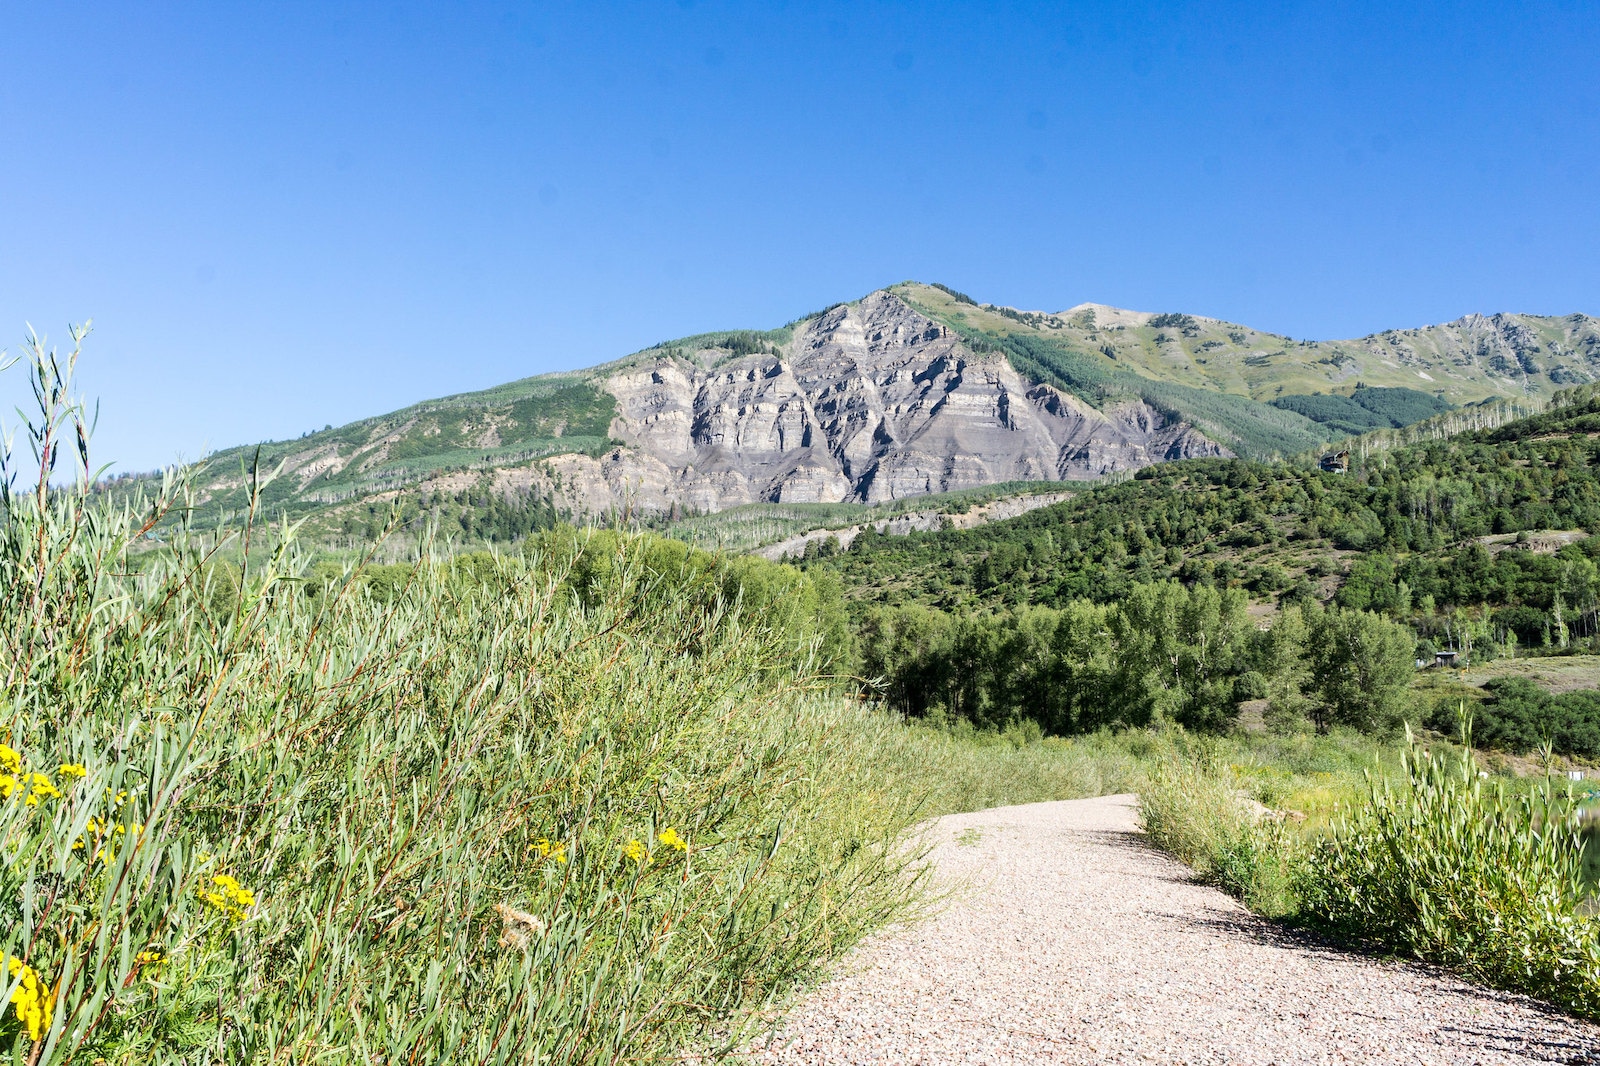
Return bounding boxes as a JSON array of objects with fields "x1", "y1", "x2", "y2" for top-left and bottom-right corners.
[
  {"x1": 1414, "y1": 650, "x2": 1464, "y2": 669},
  {"x1": 1319, "y1": 450, "x2": 1350, "y2": 474}
]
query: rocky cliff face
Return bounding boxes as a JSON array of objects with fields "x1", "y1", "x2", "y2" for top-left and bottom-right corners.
[{"x1": 559, "y1": 291, "x2": 1226, "y2": 514}]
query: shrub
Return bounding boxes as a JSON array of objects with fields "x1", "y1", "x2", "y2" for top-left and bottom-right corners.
[
  {"x1": 1307, "y1": 738, "x2": 1600, "y2": 1017},
  {"x1": 0, "y1": 333, "x2": 926, "y2": 1062},
  {"x1": 1433, "y1": 678, "x2": 1600, "y2": 756},
  {"x1": 1138, "y1": 727, "x2": 1600, "y2": 1020}
]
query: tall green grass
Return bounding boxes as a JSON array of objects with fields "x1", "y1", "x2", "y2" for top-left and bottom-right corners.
[
  {"x1": 897, "y1": 725, "x2": 1146, "y2": 817},
  {"x1": 1139, "y1": 742, "x2": 1308, "y2": 917},
  {"x1": 1139, "y1": 724, "x2": 1600, "y2": 1019},
  {"x1": 0, "y1": 331, "x2": 1140, "y2": 1063},
  {"x1": 0, "y1": 332, "x2": 944, "y2": 1063}
]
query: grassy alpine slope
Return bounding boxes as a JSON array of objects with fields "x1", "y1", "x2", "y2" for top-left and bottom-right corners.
[
  {"x1": 128, "y1": 374, "x2": 619, "y2": 528},
  {"x1": 894, "y1": 281, "x2": 1600, "y2": 408}
]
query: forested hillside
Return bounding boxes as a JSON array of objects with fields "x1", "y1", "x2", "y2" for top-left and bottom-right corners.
[
  {"x1": 1268, "y1": 384, "x2": 1453, "y2": 436},
  {"x1": 806, "y1": 385, "x2": 1600, "y2": 625},
  {"x1": 796, "y1": 385, "x2": 1600, "y2": 747}
]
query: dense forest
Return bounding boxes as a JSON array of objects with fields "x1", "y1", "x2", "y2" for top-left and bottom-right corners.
[
  {"x1": 1268, "y1": 383, "x2": 1454, "y2": 436},
  {"x1": 796, "y1": 386, "x2": 1600, "y2": 749},
  {"x1": 856, "y1": 589, "x2": 1413, "y2": 736},
  {"x1": 807, "y1": 388, "x2": 1600, "y2": 637}
]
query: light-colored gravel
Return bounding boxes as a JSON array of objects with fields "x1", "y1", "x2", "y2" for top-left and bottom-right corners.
[{"x1": 747, "y1": 794, "x2": 1600, "y2": 1065}]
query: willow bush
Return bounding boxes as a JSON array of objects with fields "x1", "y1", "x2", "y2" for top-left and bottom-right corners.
[
  {"x1": 1307, "y1": 734, "x2": 1600, "y2": 1017},
  {"x1": 1139, "y1": 720, "x2": 1600, "y2": 1019},
  {"x1": 0, "y1": 330, "x2": 931, "y2": 1063}
]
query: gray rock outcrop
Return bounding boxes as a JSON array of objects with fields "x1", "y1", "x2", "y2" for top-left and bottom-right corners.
[{"x1": 590, "y1": 290, "x2": 1225, "y2": 513}]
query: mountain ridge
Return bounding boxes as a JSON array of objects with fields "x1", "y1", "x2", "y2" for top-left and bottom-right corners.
[
  {"x1": 146, "y1": 284, "x2": 1599, "y2": 537},
  {"x1": 894, "y1": 282, "x2": 1598, "y2": 405}
]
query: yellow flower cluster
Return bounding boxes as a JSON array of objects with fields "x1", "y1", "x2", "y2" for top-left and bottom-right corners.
[
  {"x1": 532, "y1": 838, "x2": 568, "y2": 863},
  {"x1": 75, "y1": 814, "x2": 131, "y2": 865},
  {"x1": 134, "y1": 950, "x2": 165, "y2": 976},
  {"x1": 0, "y1": 745, "x2": 84, "y2": 808},
  {"x1": 6, "y1": 957, "x2": 52, "y2": 1042},
  {"x1": 621, "y1": 828, "x2": 689, "y2": 867},
  {"x1": 198, "y1": 873, "x2": 256, "y2": 922},
  {"x1": 0, "y1": 771, "x2": 63, "y2": 806},
  {"x1": 21, "y1": 774, "x2": 60, "y2": 807}
]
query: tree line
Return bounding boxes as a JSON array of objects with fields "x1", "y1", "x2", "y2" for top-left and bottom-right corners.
[{"x1": 857, "y1": 582, "x2": 1414, "y2": 736}]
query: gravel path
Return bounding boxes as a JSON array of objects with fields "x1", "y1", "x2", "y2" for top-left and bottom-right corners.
[{"x1": 748, "y1": 794, "x2": 1600, "y2": 1065}]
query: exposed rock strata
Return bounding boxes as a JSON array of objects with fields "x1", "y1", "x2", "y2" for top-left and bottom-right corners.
[{"x1": 580, "y1": 291, "x2": 1225, "y2": 514}]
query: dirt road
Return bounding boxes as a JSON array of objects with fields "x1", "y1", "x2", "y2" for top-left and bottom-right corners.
[{"x1": 749, "y1": 794, "x2": 1600, "y2": 1065}]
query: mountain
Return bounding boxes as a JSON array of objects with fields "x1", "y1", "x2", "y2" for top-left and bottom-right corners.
[
  {"x1": 154, "y1": 284, "x2": 1598, "y2": 535},
  {"x1": 895, "y1": 282, "x2": 1600, "y2": 405},
  {"x1": 599, "y1": 290, "x2": 1222, "y2": 512}
]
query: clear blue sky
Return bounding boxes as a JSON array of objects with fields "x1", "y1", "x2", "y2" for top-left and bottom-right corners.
[{"x1": 2, "y1": 1, "x2": 1596, "y2": 474}]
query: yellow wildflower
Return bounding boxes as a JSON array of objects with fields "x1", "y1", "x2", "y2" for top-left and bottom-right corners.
[
  {"x1": 58, "y1": 763, "x2": 87, "y2": 779},
  {"x1": 6, "y1": 957, "x2": 52, "y2": 1042},
  {"x1": 135, "y1": 950, "x2": 164, "y2": 966},
  {"x1": 657, "y1": 827, "x2": 688, "y2": 853},
  {"x1": 622, "y1": 839, "x2": 647, "y2": 866},
  {"x1": 532, "y1": 838, "x2": 568, "y2": 864},
  {"x1": 198, "y1": 873, "x2": 256, "y2": 922},
  {"x1": 0, "y1": 745, "x2": 20, "y2": 775},
  {"x1": 0, "y1": 775, "x2": 16, "y2": 800},
  {"x1": 75, "y1": 815, "x2": 129, "y2": 863},
  {"x1": 23, "y1": 773, "x2": 61, "y2": 807}
]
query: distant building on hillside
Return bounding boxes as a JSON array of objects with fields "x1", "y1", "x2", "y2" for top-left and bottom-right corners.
[
  {"x1": 1319, "y1": 450, "x2": 1350, "y2": 474},
  {"x1": 1416, "y1": 650, "x2": 1465, "y2": 669}
]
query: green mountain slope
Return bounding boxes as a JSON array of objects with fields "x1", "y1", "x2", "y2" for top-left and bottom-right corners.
[
  {"x1": 963, "y1": 326, "x2": 1333, "y2": 457},
  {"x1": 138, "y1": 282, "x2": 1593, "y2": 539},
  {"x1": 894, "y1": 282, "x2": 1600, "y2": 406},
  {"x1": 159, "y1": 373, "x2": 617, "y2": 527}
]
